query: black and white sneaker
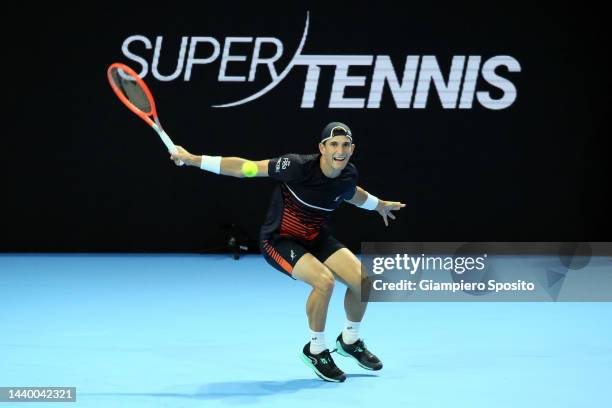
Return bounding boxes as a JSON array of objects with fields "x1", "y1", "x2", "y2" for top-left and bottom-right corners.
[
  {"x1": 336, "y1": 334, "x2": 383, "y2": 371},
  {"x1": 300, "y1": 343, "x2": 346, "y2": 382}
]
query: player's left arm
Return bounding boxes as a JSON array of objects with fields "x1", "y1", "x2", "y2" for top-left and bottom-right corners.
[{"x1": 346, "y1": 186, "x2": 405, "y2": 226}]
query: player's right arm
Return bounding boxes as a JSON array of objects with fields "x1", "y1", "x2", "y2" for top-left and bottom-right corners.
[
  {"x1": 219, "y1": 157, "x2": 269, "y2": 177},
  {"x1": 172, "y1": 147, "x2": 305, "y2": 182},
  {"x1": 171, "y1": 146, "x2": 269, "y2": 178}
]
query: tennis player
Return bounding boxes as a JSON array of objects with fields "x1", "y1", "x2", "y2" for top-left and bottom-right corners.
[{"x1": 170, "y1": 122, "x2": 405, "y2": 382}]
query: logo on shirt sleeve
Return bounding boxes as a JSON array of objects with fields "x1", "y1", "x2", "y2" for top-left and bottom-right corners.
[{"x1": 276, "y1": 157, "x2": 291, "y2": 172}]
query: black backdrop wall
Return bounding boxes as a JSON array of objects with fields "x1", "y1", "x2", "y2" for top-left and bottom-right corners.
[{"x1": 3, "y1": 3, "x2": 610, "y2": 252}]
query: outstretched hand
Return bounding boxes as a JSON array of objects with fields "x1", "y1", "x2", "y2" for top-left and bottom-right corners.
[
  {"x1": 377, "y1": 200, "x2": 406, "y2": 226},
  {"x1": 170, "y1": 145, "x2": 193, "y2": 166}
]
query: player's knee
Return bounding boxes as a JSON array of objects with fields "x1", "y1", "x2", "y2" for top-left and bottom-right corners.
[
  {"x1": 345, "y1": 267, "x2": 364, "y2": 293},
  {"x1": 316, "y1": 270, "x2": 335, "y2": 294}
]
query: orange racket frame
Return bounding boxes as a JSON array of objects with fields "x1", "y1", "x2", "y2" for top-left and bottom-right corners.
[{"x1": 107, "y1": 62, "x2": 180, "y2": 158}]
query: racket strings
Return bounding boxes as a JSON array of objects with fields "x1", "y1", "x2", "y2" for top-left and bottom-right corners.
[{"x1": 110, "y1": 68, "x2": 151, "y2": 113}]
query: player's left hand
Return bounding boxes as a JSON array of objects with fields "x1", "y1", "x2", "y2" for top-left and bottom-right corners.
[{"x1": 377, "y1": 200, "x2": 406, "y2": 226}]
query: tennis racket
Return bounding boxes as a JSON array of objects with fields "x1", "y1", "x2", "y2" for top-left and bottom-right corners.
[{"x1": 107, "y1": 62, "x2": 183, "y2": 165}]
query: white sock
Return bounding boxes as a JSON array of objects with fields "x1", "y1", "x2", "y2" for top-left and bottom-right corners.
[
  {"x1": 309, "y1": 331, "x2": 326, "y2": 354},
  {"x1": 342, "y1": 319, "x2": 361, "y2": 345}
]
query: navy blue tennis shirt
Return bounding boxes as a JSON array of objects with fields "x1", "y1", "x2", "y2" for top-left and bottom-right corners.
[{"x1": 260, "y1": 153, "x2": 358, "y2": 242}]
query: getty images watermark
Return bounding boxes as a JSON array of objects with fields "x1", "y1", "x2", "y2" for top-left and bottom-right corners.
[
  {"x1": 361, "y1": 243, "x2": 612, "y2": 302},
  {"x1": 370, "y1": 253, "x2": 537, "y2": 293}
]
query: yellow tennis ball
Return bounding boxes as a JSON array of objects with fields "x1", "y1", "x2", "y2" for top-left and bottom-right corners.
[{"x1": 241, "y1": 161, "x2": 258, "y2": 177}]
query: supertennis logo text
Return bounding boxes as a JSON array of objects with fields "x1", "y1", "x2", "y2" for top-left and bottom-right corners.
[{"x1": 120, "y1": 12, "x2": 521, "y2": 109}]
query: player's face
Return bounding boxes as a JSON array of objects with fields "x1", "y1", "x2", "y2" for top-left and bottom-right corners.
[{"x1": 319, "y1": 136, "x2": 355, "y2": 170}]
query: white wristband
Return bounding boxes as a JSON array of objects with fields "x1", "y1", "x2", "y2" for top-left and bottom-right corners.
[
  {"x1": 200, "y1": 155, "x2": 222, "y2": 174},
  {"x1": 359, "y1": 193, "x2": 379, "y2": 210}
]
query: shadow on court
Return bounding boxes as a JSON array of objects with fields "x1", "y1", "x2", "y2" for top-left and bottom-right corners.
[{"x1": 83, "y1": 375, "x2": 378, "y2": 402}]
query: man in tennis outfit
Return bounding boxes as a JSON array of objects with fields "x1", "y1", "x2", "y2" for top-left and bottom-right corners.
[{"x1": 170, "y1": 122, "x2": 405, "y2": 382}]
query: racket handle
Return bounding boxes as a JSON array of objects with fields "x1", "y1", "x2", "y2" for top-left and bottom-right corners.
[{"x1": 152, "y1": 124, "x2": 183, "y2": 166}]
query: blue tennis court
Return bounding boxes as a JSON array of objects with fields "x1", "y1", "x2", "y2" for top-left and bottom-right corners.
[{"x1": 1, "y1": 254, "x2": 610, "y2": 407}]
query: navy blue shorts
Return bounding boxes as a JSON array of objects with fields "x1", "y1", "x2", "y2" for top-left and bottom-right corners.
[{"x1": 260, "y1": 233, "x2": 345, "y2": 279}]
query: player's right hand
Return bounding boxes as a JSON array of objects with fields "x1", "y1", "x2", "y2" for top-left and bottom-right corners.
[{"x1": 170, "y1": 145, "x2": 192, "y2": 166}]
